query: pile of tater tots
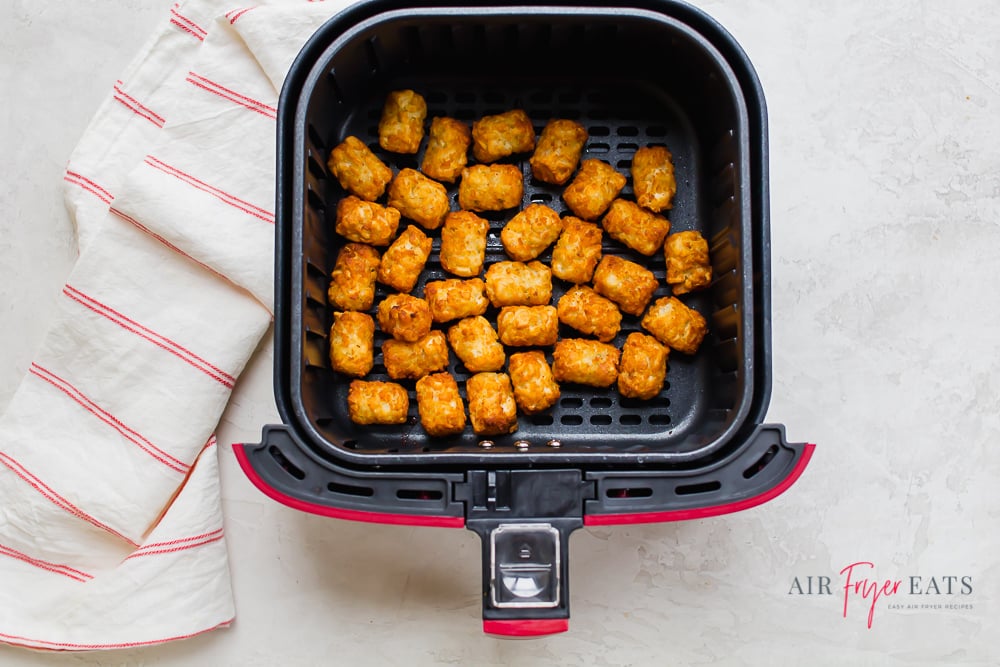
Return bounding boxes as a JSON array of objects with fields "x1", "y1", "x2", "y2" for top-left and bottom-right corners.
[{"x1": 326, "y1": 89, "x2": 712, "y2": 438}]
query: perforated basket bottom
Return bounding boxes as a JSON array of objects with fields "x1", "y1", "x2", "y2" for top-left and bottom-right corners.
[{"x1": 300, "y1": 76, "x2": 739, "y2": 457}]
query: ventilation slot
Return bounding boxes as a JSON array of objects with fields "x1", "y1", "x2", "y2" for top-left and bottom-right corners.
[
  {"x1": 675, "y1": 480, "x2": 721, "y2": 496},
  {"x1": 606, "y1": 487, "x2": 653, "y2": 499},
  {"x1": 328, "y1": 481, "x2": 374, "y2": 497},
  {"x1": 743, "y1": 445, "x2": 780, "y2": 479},
  {"x1": 396, "y1": 488, "x2": 443, "y2": 501},
  {"x1": 269, "y1": 446, "x2": 305, "y2": 480}
]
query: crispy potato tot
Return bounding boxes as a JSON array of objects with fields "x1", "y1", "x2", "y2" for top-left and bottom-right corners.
[
  {"x1": 421, "y1": 117, "x2": 471, "y2": 183},
  {"x1": 562, "y1": 159, "x2": 626, "y2": 221},
  {"x1": 484, "y1": 260, "x2": 552, "y2": 307},
  {"x1": 632, "y1": 146, "x2": 677, "y2": 212},
  {"x1": 556, "y1": 285, "x2": 621, "y2": 343},
  {"x1": 387, "y1": 168, "x2": 451, "y2": 230},
  {"x1": 377, "y1": 293, "x2": 433, "y2": 342},
  {"x1": 466, "y1": 372, "x2": 518, "y2": 436},
  {"x1": 416, "y1": 372, "x2": 466, "y2": 437},
  {"x1": 552, "y1": 339, "x2": 620, "y2": 388},
  {"x1": 550, "y1": 217, "x2": 603, "y2": 284},
  {"x1": 592, "y1": 255, "x2": 658, "y2": 316},
  {"x1": 335, "y1": 196, "x2": 401, "y2": 247},
  {"x1": 508, "y1": 351, "x2": 560, "y2": 415},
  {"x1": 348, "y1": 380, "x2": 409, "y2": 425},
  {"x1": 471, "y1": 109, "x2": 536, "y2": 163},
  {"x1": 617, "y1": 332, "x2": 669, "y2": 400},
  {"x1": 328, "y1": 243, "x2": 380, "y2": 311},
  {"x1": 424, "y1": 278, "x2": 489, "y2": 323},
  {"x1": 378, "y1": 89, "x2": 426, "y2": 154},
  {"x1": 440, "y1": 211, "x2": 489, "y2": 277},
  {"x1": 447, "y1": 316, "x2": 506, "y2": 372},
  {"x1": 664, "y1": 230, "x2": 712, "y2": 295},
  {"x1": 458, "y1": 164, "x2": 523, "y2": 212},
  {"x1": 601, "y1": 198, "x2": 671, "y2": 256},
  {"x1": 497, "y1": 306, "x2": 559, "y2": 347},
  {"x1": 529, "y1": 119, "x2": 588, "y2": 185},
  {"x1": 382, "y1": 331, "x2": 449, "y2": 380},
  {"x1": 329, "y1": 311, "x2": 375, "y2": 377},
  {"x1": 500, "y1": 204, "x2": 564, "y2": 261},
  {"x1": 641, "y1": 296, "x2": 708, "y2": 355},
  {"x1": 376, "y1": 225, "x2": 432, "y2": 293},
  {"x1": 328, "y1": 135, "x2": 393, "y2": 201}
]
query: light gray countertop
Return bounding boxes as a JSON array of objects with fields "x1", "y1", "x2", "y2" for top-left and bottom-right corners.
[{"x1": 1, "y1": 1, "x2": 997, "y2": 665}]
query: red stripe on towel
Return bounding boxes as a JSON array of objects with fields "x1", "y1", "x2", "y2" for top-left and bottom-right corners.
[
  {"x1": 0, "y1": 452, "x2": 138, "y2": 546},
  {"x1": 62, "y1": 284, "x2": 236, "y2": 389},
  {"x1": 28, "y1": 363, "x2": 190, "y2": 474}
]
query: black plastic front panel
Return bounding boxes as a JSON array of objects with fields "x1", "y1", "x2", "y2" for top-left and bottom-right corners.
[{"x1": 282, "y1": 4, "x2": 760, "y2": 467}]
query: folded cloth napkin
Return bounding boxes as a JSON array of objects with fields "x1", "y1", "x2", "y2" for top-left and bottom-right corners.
[{"x1": 0, "y1": 0, "x2": 344, "y2": 650}]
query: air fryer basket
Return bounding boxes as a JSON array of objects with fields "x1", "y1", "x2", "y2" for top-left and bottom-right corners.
[{"x1": 237, "y1": 0, "x2": 813, "y2": 636}]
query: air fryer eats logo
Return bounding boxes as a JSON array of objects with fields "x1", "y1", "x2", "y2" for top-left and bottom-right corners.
[{"x1": 788, "y1": 562, "x2": 974, "y2": 628}]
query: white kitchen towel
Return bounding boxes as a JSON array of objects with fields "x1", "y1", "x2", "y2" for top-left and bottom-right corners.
[{"x1": 0, "y1": 0, "x2": 343, "y2": 650}]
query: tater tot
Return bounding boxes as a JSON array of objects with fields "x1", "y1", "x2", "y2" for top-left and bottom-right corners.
[
  {"x1": 640, "y1": 296, "x2": 708, "y2": 355},
  {"x1": 447, "y1": 316, "x2": 505, "y2": 372},
  {"x1": 632, "y1": 146, "x2": 677, "y2": 212},
  {"x1": 497, "y1": 306, "x2": 559, "y2": 347},
  {"x1": 335, "y1": 196, "x2": 401, "y2": 247},
  {"x1": 551, "y1": 339, "x2": 620, "y2": 388},
  {"x1": 348, "y1": 380, "x2": 409, "y2": 425},
  {"x1": 328, "y1": 243, "x2": 380, "y2": 311},
  {"x1": 550, "y1": 217, "x2": 603, "y2": 284},
  {"x1": 382, "y1": 330, "x2": 450, "y2": 380},
  {"x1": 327, "y1": 135, "x2": 393, "y2": 202},
  {"x1": 500, "y1": 204, "x2": 564, "y2": 261},
  {"x1": 618, "y1": 332, "x2": 669, "y2": 400},
  {"x1": 529, "y1": 119, "x2": 588, "y2": 185},
  {"x1": 471, "y1": 109, "x2": 536, "y2": 163},
  {"x1": 458, "y1": 164, "x2": 523, "y2": 212},
  {"x1": 424, "y1": 278, "x2": 489, "y2": 323},
  {"x1": 376, "y1": 225, "x2": 432, "y2": 293},
  {"x1": 440, "y1": 211, "x2": 489, "y2": 277},
  {"x1": 416, "y1": 372, "x2": 466, "y2": 437},
  {"x1": 378, "y1": 90, "x2": 426, "y2": 154},
  {"x1": 601, "y1": 199, "x2": 671, "y2": 256},
  {"x1": 377, "y1": 293, "x2": 432, "y2": 342},
  {"x1": 329, "y1": 311, "x2": 374, "y2": 377},
  {"x1": 387, "y1": 168, "x2": 450, "y2": 230},
  {"x1": 591, "y1": 255, "x2": 658, "y2": 316},
  {"x1": 556, "y1": 285, "x2": 622, "y2": 343},
  {"x1": 562, "y1": 159, "x2": 626, "y2": 221},
  {"x1": 466, "y1": 372, "x2": 518, "y2": 436},
  {"x1": 484, "y1": 261, "x2": 552, "y2": 307},
  {"x1": 664, "y1": 230, "x2": 712, "y2": 295},
  {"x1": 421, "y1": 117, "x2": 471, "y2": 183},
  {"x1": 508, "y1": 351, "x2": 560, "y2": 415}
]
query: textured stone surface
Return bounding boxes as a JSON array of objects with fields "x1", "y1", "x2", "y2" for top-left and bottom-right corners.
[{"x1": 1, "y1": 1, "x2": 997, "y2": 664}]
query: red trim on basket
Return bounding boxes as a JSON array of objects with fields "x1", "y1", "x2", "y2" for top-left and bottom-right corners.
[
  {"x1": 0, "y1": 452, "x2": 138, "y2": 546},
  {"x1": 185, "y1": 71, "x2": 277, "y2": 119},
  {"x1": 28, "y1": 363, "x2": 189, "y2": 474},
  {"x1": 64, "y1": 170, "x2": 114, "y2": 204},
  {"x1": 232, "y1": 444, "x2": 465, "y2": 528},
  {"x1": 143, "y1": 155, "x2": 275, "y2": 224},
  {"x1": 583, "y1": 444, "x2": 816, "y2": 526},
  {"x1": 62, "y1": 284, "x2": 236, "y2": 389},
  {"x1": 0, "y1": 618, "x2": 233, "y2": 651},
  {"x1": 483, "y1": 619, "x2": 569, "y2": 637},
  {"x1": 169, "y1": 5, "x2": 207, "y2": 41},
  {"x1": 0, "y1": 543, "x2": 94, "y2": 583},
  {"x1": 113, "y1": 81, "x2": 166, "y2": 128}
]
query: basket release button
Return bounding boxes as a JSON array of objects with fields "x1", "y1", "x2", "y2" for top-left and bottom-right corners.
[{"x1": 490, "y1": 523, "x2": 560, "y2": 609}]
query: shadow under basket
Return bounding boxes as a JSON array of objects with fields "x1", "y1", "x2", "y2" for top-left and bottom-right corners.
[{"x1": 237, "y1": 0, "x2": 814, "y2": 637}]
